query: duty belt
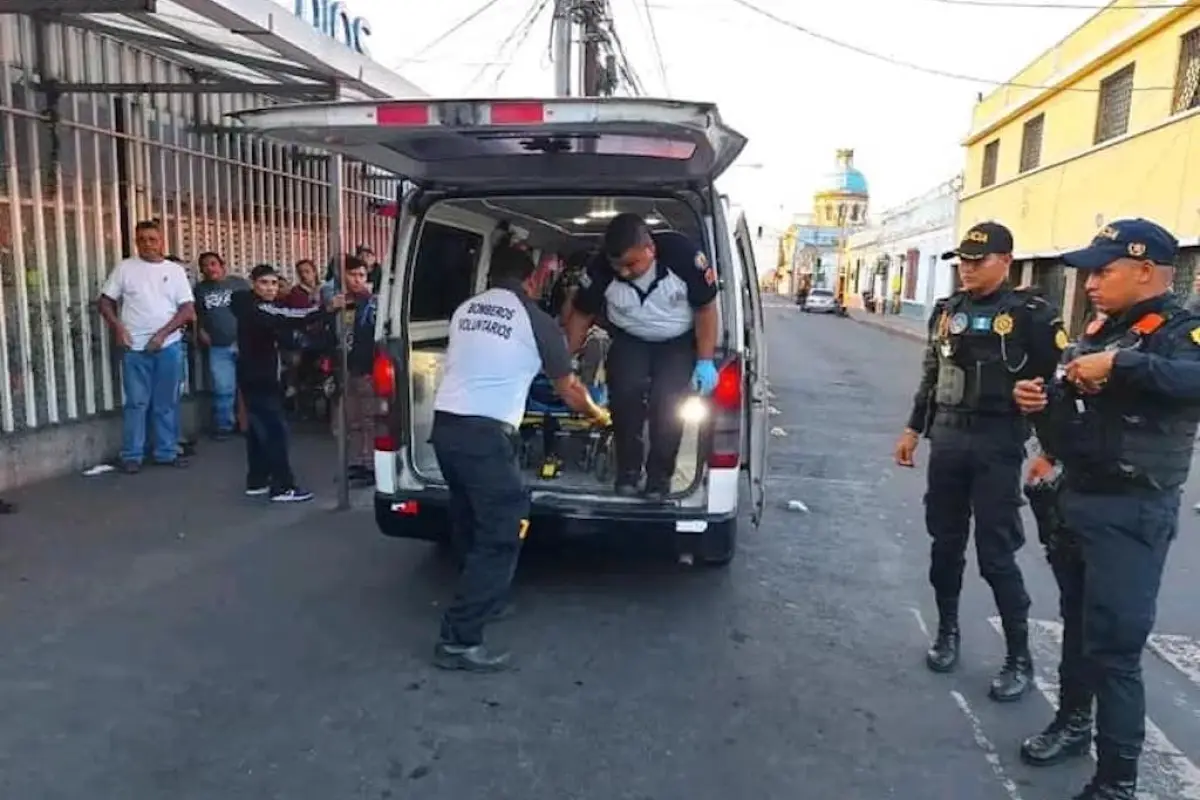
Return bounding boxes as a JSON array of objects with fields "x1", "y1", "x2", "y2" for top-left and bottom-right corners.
[
  {"x1": 1064, "y1": 468, "x2": 1163, "y2": 495},
  {"x1": 933, "y1": 409, "x2": 1022, "y2": 429}
]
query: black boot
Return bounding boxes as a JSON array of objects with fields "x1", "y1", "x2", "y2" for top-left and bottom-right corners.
[
  {"x1": 989, "y1": 619, "x2": 1034, "y2": 702},
  {"x1": 1019, "y1": 688, "x2": 1093, "y2": 766},
  {"x1": 1072, "y1": 755, "x2": 1137, "y2": 799},
  {"x1": 926, "y1": 601, "x2": 960, "y2": 673}
]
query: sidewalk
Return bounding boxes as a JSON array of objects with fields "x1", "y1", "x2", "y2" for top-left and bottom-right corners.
[
  {"x1": 0, "y1": 427, "x2": 374, "y2": 644},
  {"x1": 848, "y1": 310, "x2": 926, "y2": 343}
]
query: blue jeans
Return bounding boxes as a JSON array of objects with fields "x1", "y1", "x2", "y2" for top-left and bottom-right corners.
[
  {"x1": 207, "y1": 345, "x2": 238, "y2": 433},
  {"x1": 121, "y1": 342, "x2": 183, "y2": 464}
]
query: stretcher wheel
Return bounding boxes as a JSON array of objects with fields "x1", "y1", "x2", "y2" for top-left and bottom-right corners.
[{"x1": 593, "y1": 435, "x2": 614, "y2": 483}]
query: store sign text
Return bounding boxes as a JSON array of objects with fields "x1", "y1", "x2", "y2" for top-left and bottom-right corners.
[{"x1": 294, "y1": 0, "x2": 372, "y2": 55}]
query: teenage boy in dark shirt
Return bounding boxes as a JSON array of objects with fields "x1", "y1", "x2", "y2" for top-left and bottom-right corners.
[{"x1": 232, "y1": 264, "x2": 343, "y2": 502}]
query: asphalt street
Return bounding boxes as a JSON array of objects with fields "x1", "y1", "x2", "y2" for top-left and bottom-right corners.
[{"x1": 3, "y1": 302, "x2": 1200, "y2": 799}]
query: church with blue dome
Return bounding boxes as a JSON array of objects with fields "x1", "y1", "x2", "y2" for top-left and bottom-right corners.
[
  {"x1": 773, "y1": 149, "x2": 870, "y2": 296},
  {"x1": 812, "y1": 148, "x2": 869, "y2": 227}
]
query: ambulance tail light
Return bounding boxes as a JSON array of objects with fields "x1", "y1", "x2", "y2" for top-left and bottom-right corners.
[
  {"x1": 373, "y1": 347, "x2": 399, "y2": 453},
  {"x1": 708, "y1": 358, "x2": 743, "y2": 469}
]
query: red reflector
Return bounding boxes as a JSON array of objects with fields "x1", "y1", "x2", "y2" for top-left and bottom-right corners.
[
  {"x1": 712, "y1": 360, "x2": 742, "y2": 410},
  {"x1": 318, "y1": 356, "x2": 333, "y2": 373},
  {"x1": 390, "y1": 500, "x2": 419, "y2": 515},
  {"x1": 490, "y1": 102, "x2": 544, "y2": 124},
  {"x1": 709, "y1": 452, "x2": 740, "y2": 469},
  {"x1": 376, "y1": 103, "x2": 430, "y2": 126},
  {"x1": 372, "y1": 350, "x2": 396, "y2": 397},
  {"x1": 374, "y1": 434, "x2": 397, "y2": 452}
]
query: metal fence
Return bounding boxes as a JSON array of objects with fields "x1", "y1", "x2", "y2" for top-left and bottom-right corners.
[{"x1": 0, "y1": 14, "x2": 399, "y2": 433}]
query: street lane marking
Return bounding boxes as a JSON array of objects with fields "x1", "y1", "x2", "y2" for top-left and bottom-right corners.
[
  {"x1": 1149, "y1": 635, "x2": 1200, "y2": 691},
  {"x1": 950, "y1": 690, "x2": 1028, "y2": 800},
  {"x1": 990, "y1": 617, "x2": 1200, "y2": 800},
  {"x1": 910, "y1": 606, "x2": 931, "y2": 638}
]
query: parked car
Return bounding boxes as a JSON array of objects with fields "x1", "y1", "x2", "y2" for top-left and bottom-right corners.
[
  {"x1": 802, "y1": 287, "x2": 844, "y2": 315},
  {"x1": 235, "y1": 97, "x2": 769, "y2": 568}
]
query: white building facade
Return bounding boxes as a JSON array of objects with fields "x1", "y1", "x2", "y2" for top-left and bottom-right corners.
[{"x1": 846, "y1": 177, "x2": 961, "y2": 322}]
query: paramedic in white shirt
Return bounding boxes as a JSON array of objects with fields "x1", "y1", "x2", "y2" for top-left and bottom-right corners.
[
  {"x1": 565, "y1": 213, "x2": 720, "y2": 501},
  {"x1": 431, "y1": 243, "x2": 608, "y2": 673},
  {"x1": 98, "y1": 220, "x2": 196, "y2": 472}
]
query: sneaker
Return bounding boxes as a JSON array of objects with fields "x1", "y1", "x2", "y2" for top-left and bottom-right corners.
[
  {"x1": 271, "y1": 487, "x2": 314, "y2": 503},
  {"x1": 433, "y1": 643, "x2": 512, "y2": 672},
  {"x1": 118, "y1": 460, "x2": 141, "y2": 474},
  {"x1": 245, "y1": 486, "x2": 270, "y2": 497},
  {"x1": 152, "y1": 457, "x2": 189, "y2": 468}
]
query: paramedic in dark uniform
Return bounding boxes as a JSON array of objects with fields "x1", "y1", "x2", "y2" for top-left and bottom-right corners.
[
  {"x1": 565, "y1": 213, "x2": 720, "y2": 500},
  {"x1": 432, "y1": 244, "x2": 609, "y2": 673},
  {"x1": 1013, "y1": 219, "x2": 1200, "y2": 800},
  {"x1": 894, "y1": 221, "x2": 1066, "y2": 702}
]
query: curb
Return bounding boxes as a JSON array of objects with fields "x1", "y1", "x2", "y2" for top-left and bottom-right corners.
[{"x1": 849, "y1": 312, "x2": 926, "y2": 343}]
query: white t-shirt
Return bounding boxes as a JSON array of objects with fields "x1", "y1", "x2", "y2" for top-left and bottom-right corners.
[
  {"x1": 101, "y1": 257, "x2": 195, "y2": 351},
  {"x1": 435, "y1": 282, "x2": 573, "y2": 428}
]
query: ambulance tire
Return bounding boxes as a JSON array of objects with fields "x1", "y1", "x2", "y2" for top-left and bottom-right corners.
[{"x1": 700, "y1": 518, "x2": 738, "y2": 567}]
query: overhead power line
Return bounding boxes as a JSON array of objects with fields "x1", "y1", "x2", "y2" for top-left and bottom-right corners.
[
  {"x1": 926, "y1": 0, "x2": 1198, "y2": 9},
  {"x1": 398, "y1": 0, "x2": 508, "y2": 63},
  {"x1": 489, "y1": 0, "x2": 555, "y2": 88},
  {"x1": 640, "y1": 0, "x2": 671, "y2": 95},
  {"x1": 463, "y1": 0, "x2": 549, "y2": 91},
  {"x1": 725, "y1": 0, "x2": 1179, "y2": 92}
]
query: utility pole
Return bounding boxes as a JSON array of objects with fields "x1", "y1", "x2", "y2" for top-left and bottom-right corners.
[
  {"x1": 580, "y1": 0, "x2": 601, "y2": 97},
  {"x1": 552, "y1": 0, "x2": 574, "y2": 96}
]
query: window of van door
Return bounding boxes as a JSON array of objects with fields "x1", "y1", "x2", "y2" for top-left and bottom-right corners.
[{"x1": 410, "y1": 222, "x2": 484, "y2": 323}]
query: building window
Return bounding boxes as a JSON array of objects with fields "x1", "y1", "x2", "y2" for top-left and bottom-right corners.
[
  {"x1": 904, "y1": 248, "x2": 919, "y2": 300},
  {"x1": 1173, "y1": 26, "x2": 1200, "y2": 114},
  {"x1": 409, "y1": 221, "x2": 483, "y2": 322},
  {"x1": 1095, "y1": 63, "x2": 1135, "y2": 144},
  {"x1": 980, "y1": 139, "x2": 1000, "y2": 188},
  {"x1": 1019, "y1": 114, "x2": 1044, "y2": 173}
]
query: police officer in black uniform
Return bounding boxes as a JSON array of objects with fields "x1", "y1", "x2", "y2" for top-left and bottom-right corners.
[
  {"x1": 566, "y1": 213, "x2": 720, "y2": 500},
  {"x1": 1013, "y1": 219, "x2": 1200, "y2": 799},
  {"x1": 895, "y1": 221, "x2": 1067, "y2": 701}
]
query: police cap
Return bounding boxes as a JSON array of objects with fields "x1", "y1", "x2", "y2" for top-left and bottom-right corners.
[
  {"x1": 941, "y1": 221, "x2": 1014, "y2": 261},
  {"x1": 1061, "y1": 218, "x2": 1179, "y2": 270}
]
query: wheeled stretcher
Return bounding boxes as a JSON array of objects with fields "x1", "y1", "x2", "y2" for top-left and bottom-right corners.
[{"x1": 519, "y1": 374, "x2": 614, "y2": 481}]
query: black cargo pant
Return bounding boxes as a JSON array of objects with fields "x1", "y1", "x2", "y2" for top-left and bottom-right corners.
[
  {"x1": 1027, "y1": 479, "x2": 1088, "y2": 708},
  {"x1": 925, "y1": 413, "x2": 1031, "y2": 624},
  {"x1": 1061, "y1": 488, "x2": 1178, "y2": 763},
  {"x1": 606, "y1": 328, "x2": 696, "y2": 489},
  {"x1": 431, "y1": 411, "x2": 528, "y2": 647}
]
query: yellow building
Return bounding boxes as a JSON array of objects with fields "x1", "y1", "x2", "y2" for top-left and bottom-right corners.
[{"x1": 957, "y1": 1, "x2": 1200, "y2": 332}]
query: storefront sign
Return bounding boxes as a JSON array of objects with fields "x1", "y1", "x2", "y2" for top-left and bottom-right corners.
[{"x1": 293, "y1": 0, "x2": 372, "y2": 55}]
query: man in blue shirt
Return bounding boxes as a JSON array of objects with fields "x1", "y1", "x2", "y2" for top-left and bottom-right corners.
[{"x1": 1014, "y1": 219, "x2": 1200, "y2": 800}]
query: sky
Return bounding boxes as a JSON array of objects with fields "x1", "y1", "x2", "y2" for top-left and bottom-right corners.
[{"x1": 326, "y1": 0, "x2": 1098, "y2": 225}]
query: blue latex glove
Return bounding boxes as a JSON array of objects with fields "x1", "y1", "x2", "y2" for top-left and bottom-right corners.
[{"x1": 691, "y1": 359, "x2": 719, "y2": 396}]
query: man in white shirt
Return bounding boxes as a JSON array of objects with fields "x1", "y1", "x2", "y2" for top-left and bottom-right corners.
[
  {"x1": 98, "y1": 220, "x2": 196, "y2": 472},
  {"x1": 432, "y1": 244, "x2": 608, "y2": 672}
]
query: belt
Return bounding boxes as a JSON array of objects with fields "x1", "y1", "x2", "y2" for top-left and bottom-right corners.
[
  {"x1": 433, "y1": 410, "x2": 517, "y2": 437},
  {"x1": 933, "y1": 409, "x2": 1022, "y2": 429},
  {"x1": 1064, "y1": 471, "x2": 1164, "y2": 495}
]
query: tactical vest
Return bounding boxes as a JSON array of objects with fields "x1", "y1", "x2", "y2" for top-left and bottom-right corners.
[
  {"x1": 933, "y1": 289, "x2": 1035, "y2": 416},
  {"x1": 1050, "y1": 304, "x2": 1200, "y2": 493}
]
